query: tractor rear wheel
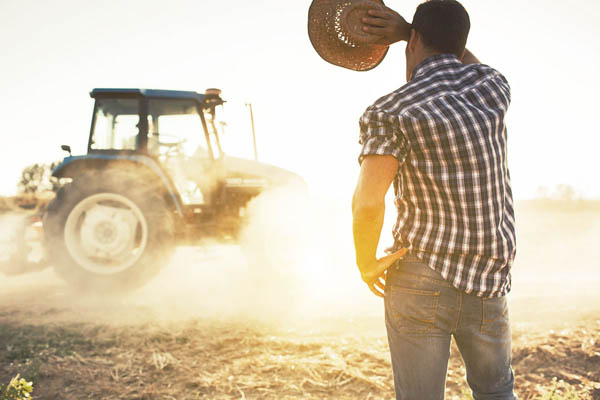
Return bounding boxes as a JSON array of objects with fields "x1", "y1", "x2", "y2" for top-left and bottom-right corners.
[{"x1": 43, "y1": 171, "x2": 175, "y2": 293}]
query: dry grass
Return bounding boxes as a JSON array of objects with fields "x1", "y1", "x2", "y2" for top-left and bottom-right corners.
[
  {"x1": 0, "y1": 316, "x2": 599, "y2": 400},
  {"x1": 0, "y1": 319, "x2": 395, "y2": 400}
]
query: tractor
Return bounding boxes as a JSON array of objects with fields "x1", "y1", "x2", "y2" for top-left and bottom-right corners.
[{"x1": 29, "y1": 88, "x2": 304, "y2": 292}]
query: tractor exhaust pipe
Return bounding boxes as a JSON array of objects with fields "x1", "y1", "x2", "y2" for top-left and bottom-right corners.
[{"x1": 246, "y1": 103, "x2": 258, "y2": 162}]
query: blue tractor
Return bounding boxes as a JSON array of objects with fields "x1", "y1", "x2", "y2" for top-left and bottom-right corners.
[{"x1": 42, "y1": 88, "x2": 304, "y2": 292}]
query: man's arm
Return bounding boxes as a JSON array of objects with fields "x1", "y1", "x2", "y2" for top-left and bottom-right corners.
[{"x1": 352, "y1": 155, "x2": 407, "y2": 297}]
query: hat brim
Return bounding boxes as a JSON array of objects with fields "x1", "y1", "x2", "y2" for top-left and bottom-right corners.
[{"x1": 308, "y1": 0, "x2": 389, "y2": 71}]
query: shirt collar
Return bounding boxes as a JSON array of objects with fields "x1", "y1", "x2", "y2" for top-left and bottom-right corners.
[{"x1": 411, "y1": 53, "x2": 462, "y2": 80}]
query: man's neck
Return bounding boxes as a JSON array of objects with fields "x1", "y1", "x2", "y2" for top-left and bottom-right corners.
[
  {"x1": 417, "y1": 49, "x2": 443, "y2": 65},
  {"x1": 408, "y1": 50, "x2": 446, "y2": 81}
]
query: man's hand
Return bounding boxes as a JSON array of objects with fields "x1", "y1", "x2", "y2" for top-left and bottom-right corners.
[
  {"x1": 360, "y1": 248, "x2": 408, "y2": 298},
  {"x1": 361, "y1": 6, "x2": 411, "y2": 45}
]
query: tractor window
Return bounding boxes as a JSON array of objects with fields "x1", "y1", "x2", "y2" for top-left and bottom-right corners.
[
  {"x1": 209, "y1": 101, "x2": 256, "y2": 161},
  {"x1": 147, "y1": 99, "x2": 212, "y2": 159},
  {"x1": 90, "y1": 99, "x2": 140, "y2": 151}
]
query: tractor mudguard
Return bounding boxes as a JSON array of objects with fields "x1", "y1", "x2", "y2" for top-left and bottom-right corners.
[{"x1": 52, "y1": 154, "x2": 184, "y2": 216}]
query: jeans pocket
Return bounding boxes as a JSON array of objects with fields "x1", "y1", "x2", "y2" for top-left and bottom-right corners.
[
  {"x1": 481, "y1": 296, "x2": 509, "y2": 338},
  {"x1": 387, "y1": 286, "x2": 440, "y2": 334}
]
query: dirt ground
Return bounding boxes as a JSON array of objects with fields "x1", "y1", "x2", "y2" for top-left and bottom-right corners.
[
  {"x1": 1, "y1": 252, "x2": 600, "y2": 400},
  {"x1": 1, "y1": 200, "x2": 600, "y2": 399}
]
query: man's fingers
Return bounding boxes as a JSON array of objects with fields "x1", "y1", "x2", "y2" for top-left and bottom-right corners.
[
  {"x1": 361, "y1": 250, "x2": 406, "y2": 284},
  {"x1": 375, "y1": 248, "x2": 408, "y2": 273},
  {"x1": 377, "y1": 270, "x2": 387, "y2": 287},
  {"x1": 368, "y1": 283, "x2": 385, "y2": 298},
  {"x1": 367, "y1": 8, "x2": 389, "y2": 19},
  {"x1": 362, "y1": 16, "x2": 387, "y2": 27},
  {"x1": 362, "y1": 26, "x2": 388, "y2": 35},
  {"x1": 360, "y1": 249, "x2": 408, "y2": 296},
  {"x1": 371, "y1": 249, "x2": 408, "y2": 280},
  {"x1": 383, "y1": 248, "x2": 409, "y2": 264}
]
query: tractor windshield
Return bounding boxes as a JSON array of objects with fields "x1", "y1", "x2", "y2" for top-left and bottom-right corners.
[
  {"x1": 147, "y1": 99, "x2": 217, "y2": 160},
  {"x1": 90, "y1": 98, "x2": 140, "y2": 151}
]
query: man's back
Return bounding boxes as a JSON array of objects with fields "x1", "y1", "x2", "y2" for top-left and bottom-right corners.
[
  {"x1": 359, "y1": 54, "x2": 515, "y2": 297},
  {"x1": 351, "y1": 2, "x2": 518, "y2": 398}
]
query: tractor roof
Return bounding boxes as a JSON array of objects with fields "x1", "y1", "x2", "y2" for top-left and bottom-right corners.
[{"x1": 90, "y1": 88, "x2": 207, "y2": 102}]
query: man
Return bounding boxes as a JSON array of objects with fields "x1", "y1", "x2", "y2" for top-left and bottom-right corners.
[{"x1": 351, "y1": 1, "x2": 517, "y2": 399}]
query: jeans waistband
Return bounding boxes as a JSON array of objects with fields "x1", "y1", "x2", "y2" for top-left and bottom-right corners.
[{"x1": 393, "y1": 253, "x2": 446, "y2": 282}]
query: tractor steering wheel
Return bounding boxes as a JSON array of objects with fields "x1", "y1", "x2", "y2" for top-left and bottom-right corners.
[{"x1": 155, "y1": 133, "x2": 187, "y2": 158}]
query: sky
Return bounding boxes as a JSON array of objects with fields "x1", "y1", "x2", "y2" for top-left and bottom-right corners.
[{"x1": 1, "y1": 0, "x2": 599, "y2": 199}]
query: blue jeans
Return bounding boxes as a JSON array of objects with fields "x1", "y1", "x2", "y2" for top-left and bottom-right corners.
[{"x1": 384, "y1": 256, "x2": 516, "y2": 400}]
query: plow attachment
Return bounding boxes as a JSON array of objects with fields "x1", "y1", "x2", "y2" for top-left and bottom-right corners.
[{"x1": 0, "y1": 212, "x2": 50, "y2": 276}]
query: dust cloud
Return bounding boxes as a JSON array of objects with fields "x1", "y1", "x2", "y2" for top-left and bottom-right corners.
[
  {"x1": 0, "y1": 186, "x2": 380, "y2": 331},
  {"x1": 508, "y1": 200, "x2": 600, "y2": 329},
  {"x1": 124, "y1": 186, "x2": 380, "y2": 328},
  {"x1": 1, "y1": 194, "x2": 599, "y2": 332},
  {"x1": 0, "y1": 213, "x2": 28, "y2": 265}
]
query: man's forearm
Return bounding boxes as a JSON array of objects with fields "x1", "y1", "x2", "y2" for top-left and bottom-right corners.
[
  {"x1": 352, "y1": 203, "x2": 385, "y2": 272},
  {"x1": 351, "y1": 156, "x2": 403, "y2": 296}
]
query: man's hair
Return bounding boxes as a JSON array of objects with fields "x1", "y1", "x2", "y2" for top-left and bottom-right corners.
[{"x1": 411, "y1": 0, "x2": 470, "y2": 57}]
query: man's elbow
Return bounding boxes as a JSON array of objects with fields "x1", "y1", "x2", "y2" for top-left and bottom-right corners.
[{"x1": 352, "y1": 196, "x2": 384, "y2": 219}]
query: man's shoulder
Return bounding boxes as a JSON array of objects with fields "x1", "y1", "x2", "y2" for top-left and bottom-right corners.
[
  {"x1": 366, "y1": 63, "x2": 468, "y2": 117},
  {"x1": 469, "y1": 63, "x2": 510, "y2": 87},
  {"x1": 366, "y1": 80, "x2": 427, "y2": 119},
  {"x1": 368, "y1": 62, "x2": 510, "y2": 118}
]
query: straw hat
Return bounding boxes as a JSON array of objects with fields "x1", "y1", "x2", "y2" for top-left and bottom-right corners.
[{"x1": 308, "y1": 0, "x2": 389, "y2": 71}]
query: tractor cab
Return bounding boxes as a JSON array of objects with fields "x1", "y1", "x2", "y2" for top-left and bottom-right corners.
[
  {"x1": 87, "y1": 88, "x2": 232, "y2": 205},
  {"x1": 89, "y1": 88, "x2": 224, "y2": 158}
]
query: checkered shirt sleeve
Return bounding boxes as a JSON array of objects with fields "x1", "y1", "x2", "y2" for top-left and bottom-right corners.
[{"x1": 358, "y1": 107, "x2": 410, "y2": 165}]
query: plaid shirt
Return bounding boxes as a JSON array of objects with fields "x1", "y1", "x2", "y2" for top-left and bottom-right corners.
[{"x1": 359, "y1": 54, "x2": 515, "y2": 298}]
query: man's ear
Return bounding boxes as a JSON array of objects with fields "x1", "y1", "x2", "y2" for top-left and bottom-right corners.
[{"x1": 407, "y1": 29, "x2": 417, "y2": 54}]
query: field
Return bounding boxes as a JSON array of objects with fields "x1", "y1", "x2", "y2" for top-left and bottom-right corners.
[{"x1": 1, "y1": 199, "x2": 600, "y2": 399}]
